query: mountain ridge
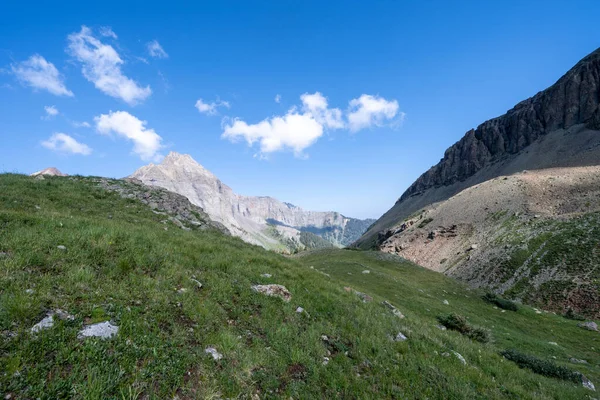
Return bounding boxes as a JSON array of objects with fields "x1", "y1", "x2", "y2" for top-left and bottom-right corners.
[
  {"x1": 130, "y1": 152, "x2": 374, "y2": 251},
  {"x1": 356, "y1": 47, "x2": 600, "y2": 249}
]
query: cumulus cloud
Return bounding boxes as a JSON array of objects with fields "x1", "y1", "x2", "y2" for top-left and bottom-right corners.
[
  {"x1": 11, "y1": 55, "x2": 73, "y2": 96},
  {"x1": 222, "y1": 92, "x2": 402, "y2": 157},
  {"x1": 95, "y1": 111, "x2": 163, "y2": 161},
  {"x1": 45, "y1": 105, "x2": 59, "y2": 116},
  {"x1": 147, "y1": 40, "x2": 168, "y2": 59},
  {"x1": 347, "y1": 94, "x2": 401, "y2": 132},
  {"x1": 41, "y1": 133, "x2": 92, "y2": 155},
  {"x1": 274, "y1": 94, "x2": 281, "y2": 103},
  {"x1": 99, "y1": 26, "x2": 118, "y2": 39},
  {"x1": 67, "y1": 26, "x2": 151, "y2": 105},
  {"x1": 300, "y1": 92, "x2": 344, "y2": 129},
  {"x1": 223, "y1": 111, "x2": 323, "y2": 157},
  {"x1": 195, "y1": 98, "x2": 230, "y2": 116}
]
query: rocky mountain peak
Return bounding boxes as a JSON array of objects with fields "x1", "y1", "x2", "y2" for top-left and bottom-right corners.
[{"x1": 31, "y1": 167, "x2": 67, "y2": 177}]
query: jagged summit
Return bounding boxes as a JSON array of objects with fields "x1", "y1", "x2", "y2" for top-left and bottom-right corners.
[
  {"x1": 356, "y1": 47, "x2": 600, "y2": 249},
  {"x1": 31, "y1": 167, "x2": 67, "y2": 177},
  {"x1": 130, "y1": 152, "x2": 374, "y2": 251}
]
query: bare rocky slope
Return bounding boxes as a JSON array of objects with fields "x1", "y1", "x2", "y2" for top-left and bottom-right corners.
[
  {"x1": 130, "y1": 152, "x2": 374, "y2": 252},
  {"x1": 377, "y1": 166, "x2": 600, "y2": 317},
  {"x1": 356, "y1": 47, "x2": 600, "y2": 250}
]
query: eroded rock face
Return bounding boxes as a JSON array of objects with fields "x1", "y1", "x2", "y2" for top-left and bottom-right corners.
[{"x1": 401, "y1": 48, "x2": 600, "y2": 201}]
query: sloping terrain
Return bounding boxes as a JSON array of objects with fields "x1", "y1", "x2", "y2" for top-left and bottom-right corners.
[
  {"x1": 375, "y1": 166, "x2": 600, "y2": 317},
  {"x1": 356, "y1": 47, "x2": 600, "y2": 249},
  {"x1": 2, "y1": 174, "x2": 599, "y2": 398},
  {"x1": 131, "y1": 152, "x2": 374, "y2": 252}
]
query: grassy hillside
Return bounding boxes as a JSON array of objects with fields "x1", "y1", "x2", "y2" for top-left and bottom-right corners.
[{"x1": 1, "y1": 174, "x2": 598, "y2": 399}]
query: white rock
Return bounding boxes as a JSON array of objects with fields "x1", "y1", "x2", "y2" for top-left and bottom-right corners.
[
  {"x1": 251, "y1": 284, "x2": 291, "y2": 302},
  {"x1": 78, "y1": 321, "x2": 119, "y2": 339},
  {"x1": 296, "y1": 307, "x2": 304, "y2": 313},
  {"x1": 322, "y1": 357, "x2": 330, "y2": 365},
  {"x1": 190, "y1": 278, "x2": 203, "y2": 289},
  {"x1": 261, "y1": 273, "x2": 272, "y2": 278},
  {"x1": 451, "y1": 350, "x2": 467, "y2": 365},
  {"x1": 443, "y1": 300, "x2": 450, "y2": 305},
  {"x1": 581, "y1": 374, "x2": 595, "y2": 391},
  {"x1": 362, "y1": 270, "x2": 370, "y2": 274},
  {"x1": 31, "y1": 309, "x2": 74, "y2": 333},
  {"x1": 394, "y1": 332, "x2": 407, "y2": 342},
  {"x1": 57, "y1": 245, "x2": 67, "y2": 251},
  {"x1": 25, "y1": 289, "x2": 34, "y2": 294},
  {"x1": 205, "y1": 346, "x2": 223, "y2": 361},
  {"x1": 548, "y1": 342, "x2": 558, "y2": 346},
  {"x1": 436, "y1": 324, "x2": 447, "y2": 331}
]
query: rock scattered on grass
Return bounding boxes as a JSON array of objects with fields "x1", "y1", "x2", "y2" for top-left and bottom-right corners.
[
  {"x1": 443, "y1": 299, "x2": 450, "y2": 305},
  {"x1": 436, "y1": 324, "x2": 447, "y2": 331},
  {"x1": 382, "y1": 301, "x2": 405, "y2": 319},
  {"x1": 578, "y1": 321, "x2": 599, "y2": 332},
  {"x1": 261, "y1": 273, "x2": 272, "y2": 278},
  {"x1": 322, "y1": 357, "x2": 330, "y2": 365},
  {"x1": 251, "y1": 284, "x2": 292, "y2": 302},
  {"x1": 205, "y1": 347, "x2": 223, "y2": 361},
  {"x1": 25, "y1": 289, "x2": 34, "y2": 294},
  {"x1": 362, "y1": 270, "x2": 370, "y2": 274},
  {"x1": 548, "y1": 342, "x2": 558, "y2": 346},
  {"x1": 570, "y1": 358, "x2": 588, "y2": 364},
  {"x1": 31, "y1": 309, "x2": 74, "y2": 333},
  {"x1": 393, "y1": 332, "x2": 407, "y2": 342},
  {"x1": 77, "y1": 321, "x2": 119, "y2": 339},
  {"x1": 296, "y1": 306, "x2": 304, "y2": 313},
  {"x1": 442, "y1": 351, "x2": 466, "y2": 365},
  {"x1": 190, "y1": 278, "x2": 203, "y2": 289},
  {"x1": 581, "y1": 374, "x2": 596, "y2": 391},
  {"x1": 57, "y1": 245, "x2": 67, "y2": 251}
]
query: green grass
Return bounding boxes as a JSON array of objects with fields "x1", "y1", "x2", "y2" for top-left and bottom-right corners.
[{"x1": 1, "y1": 174, "x2": 599, "y2": 399}]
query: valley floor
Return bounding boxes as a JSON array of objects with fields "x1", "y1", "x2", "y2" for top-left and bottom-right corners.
[{"x1": 1, "y1": 175, "x2": 598, "y2": 399}]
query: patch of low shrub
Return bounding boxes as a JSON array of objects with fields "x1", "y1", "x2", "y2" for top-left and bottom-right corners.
[
  {"x1": 500, "y1": 349, "x2": 582, "y2": 383},
  {"x1": 482, "y1": 292, "x2": 519, "y2": 311},
  {"x1": 563, "y1": 308, "x2": 585, "y2": 321},
  {"x1": 418, "y1": 217, "x2": 433, "y2": 228},
  {"x1": 437, "y1": 313, "x2": 491, "y2": 343}
]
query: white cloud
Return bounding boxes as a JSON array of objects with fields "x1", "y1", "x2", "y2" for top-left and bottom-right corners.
[
  {"x1": 94, "y1": 111, "x2": 163, "y2": 161},
  {"x1": 45, "y1": 105, "x2": 59, "y2": 116},
  {"x1": 223, "y1": 111, "x2": 323, "y2": 158},
  {"x1": 42, "y1": 105, "x2": 59, "y2": 120},
  {"x1": 195, "y1": 98, "x2": 230, "y2": 116},
  {"x1": 67, "y1": 26, "x2": 151, "y2": 105},
  {"x1": 99, "y1": 26, "x2": 118, "y2": 39},
  {"x1": 147, "y1": 40, "x2": 168, "y2": 59},
  {"x1": 222, "y1": 92, "x2": 403, "y2": 157},
  {"x1": 11, "y1": 55, "x2": 73, "y2": 97},
  {"x1": 72, "y1": 121, "x2": 91, "y2": 128},
  {"x1": 347, "y1": 94, "x2": 401, "y2": 132},
  {"x1": 274, "y1": 94, "x2": 281, "y2": 103},
  {"x1": 300, "y1": 92, "x2": 344, "y2": 129},
  {"x1": 41, "y1": 133, "x2": 92, "y2": 155}
]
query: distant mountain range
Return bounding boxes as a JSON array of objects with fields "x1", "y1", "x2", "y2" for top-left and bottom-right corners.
[{"x1": 130, "y1": 152, "x2": 374, "y2": 252}]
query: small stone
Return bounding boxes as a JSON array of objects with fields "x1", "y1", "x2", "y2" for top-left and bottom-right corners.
[
  {"x1": 394, "y1": 332, "x2": 407, "y2": 342},
  {"x1": 322, "y1": 357, "x2": 330, "y2": 365},
  {"x1": 581, "y1": 374, "x2": 596, "y2": 391},
  {"x1": 436, "y1": 324, "x2": 447, "y2": 331},
  {"x1": 25, "y1": 289, "x2": 34, "y2": 294},
  {"x1": 78, "y1": 321, "x2": 119, "y2": 339},
  {"x1": 205, "y1": 347, "x2": 223, "y2": 361},
  {"x1": 35, "y1": 205, "x2": 41, "y2": 210},
  {"x1": 570, "y1": 358, "x2": 588, "y2": 364},
  {"x1": 321, "y1": 335, "x2": 329, "y2": 341},
  {"x1": 177, "y1": 288, "x2": 188, "y2": 294},
  {"x1": 451, "y1": 350, "x2": 467, "y2": 365},
  {"x1": 382, "y1": 301, "x2": 405, "y2": 318},
  {"x1": 296, "y1": 307, "x2": 304, "y2": 313},
  {"x1": 362, "y1": 270, "x2": 370, "y2": 274},
  {"x1": 469, "y1": 244, "x2": 478, "y2": 251},
  {"x1": 578, "y1": 321, "x2": 599, "y2": 332},
  {"x1": 31, "y1": 309, "x2": 74, "y2": 333},
  {"x1": 548, "y1": 342, "x2": 558, "y2": 346},
  {"x1": 251, "y1": 284, "x2": 292, "y2": 302},
  {"x1": 443, "y1": 300, "x2": 450, "y2": 305},
  {"x1": 190, "y1": 278, "x2": 203, "y2": 289},
  {"x1": 57, "y1": 245, "x2": 67, "y2": 251},
  {"x1": 261, "y1": 273, "x2": 272, "y2": 278},
  {"x1": 344, "y1": 287, "x2": 352, "y2": 292}
]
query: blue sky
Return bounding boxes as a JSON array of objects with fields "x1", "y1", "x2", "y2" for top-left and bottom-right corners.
[{"x1": 1, "y1": 1, "x2": 599, "y2": 219}]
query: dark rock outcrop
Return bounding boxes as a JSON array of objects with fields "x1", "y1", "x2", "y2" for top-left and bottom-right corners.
[{"x1": 401, "y1": 48, "x2": 600, "y2": 201}]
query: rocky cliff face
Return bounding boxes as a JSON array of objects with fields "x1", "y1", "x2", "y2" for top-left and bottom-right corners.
[
  {"x1": 130, "y1": 152, "x2": 373, "y2": 251},
  {"x1": 356, "y1": 47, "x2": 600, "y2": 249},
  {"x1": 402, "y1": 47, "x2": 600, "y2": 200}
]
